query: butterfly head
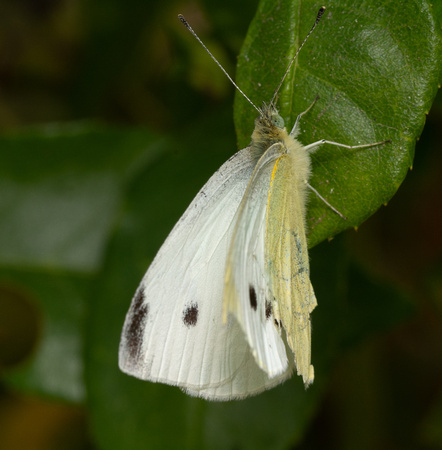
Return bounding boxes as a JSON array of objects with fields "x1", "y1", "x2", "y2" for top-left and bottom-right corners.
[{"x1": 250, "y1": 103, "x2": 287, "y2": 154}]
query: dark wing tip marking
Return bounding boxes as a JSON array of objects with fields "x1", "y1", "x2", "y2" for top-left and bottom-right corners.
[
  {"x1": 126, "y1": 288, "x2": 149, "y2": 360},
  {"x1": 183, "y1": 303, "x2": 199, "y2": 327},
  {"x1": 249, "y1": 285, "x2": 257, "y2": 311}
]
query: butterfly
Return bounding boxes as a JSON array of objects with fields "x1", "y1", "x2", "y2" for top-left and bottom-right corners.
[{"x1": 118, "y1": 7, "x2": 389, "y2": 400}]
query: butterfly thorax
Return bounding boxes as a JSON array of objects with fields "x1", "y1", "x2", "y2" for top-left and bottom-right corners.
[{"x1": 249, "y1": 103, "x2": 312, "y2": 225}]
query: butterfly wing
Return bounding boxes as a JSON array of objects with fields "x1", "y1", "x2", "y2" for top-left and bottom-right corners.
[
  {"x1": 119, "y1": 147, "x2": 290, "y2": 400},
  {"x1": 224, "y1": 138, "x2": 317, "y2": 387},
  {"x1": 266, "y1": 148, "x2": 317, "y2": 386},
  {"x1": 224, "y1": 143, "x2": 293, "y2": 378}
]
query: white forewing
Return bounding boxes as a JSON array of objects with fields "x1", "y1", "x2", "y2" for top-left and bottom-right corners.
[
  {"x1": 224, "y1": 142, "x2": 290, "y2": 377},
  {"x1": 119, "y1": 147, "x2": 291, "y2": 400}
]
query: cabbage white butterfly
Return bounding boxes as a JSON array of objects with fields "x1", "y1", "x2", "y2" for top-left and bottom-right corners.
[{"x1": 119, "y1": 7, "x2": 389, "y2": 400}]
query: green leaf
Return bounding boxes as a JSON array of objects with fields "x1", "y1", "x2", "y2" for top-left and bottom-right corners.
[{"x1": 234, "y1": 0, "x2": 442, "y2": 247}]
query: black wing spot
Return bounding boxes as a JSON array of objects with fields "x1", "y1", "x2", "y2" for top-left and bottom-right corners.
[
  {"x1": 249, "y1": 285, "x2": 257, "y2": 311},
  {"x1": 183, "y1": 303, "x2": 198, "y2": 327},
  {"x1": 265, "y1": 300, "x2": 273, "y2": 320},
  {"x1": 127, "y1": 288, "x2": 149, "y2": 360},
  {"x1": 274, "y1": 319, "x2": 282, "y2": 328}
]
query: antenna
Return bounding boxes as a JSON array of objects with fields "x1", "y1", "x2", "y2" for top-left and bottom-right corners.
[
  {"x1": 270, "y1": 6, "x2": 326, "y2": 107},
  {"x1": 178, "y1": 14, "x2": 260, "y2": 114},
  {"x1": 179, "y1": 7, "x2": 326, "y2": 113}
]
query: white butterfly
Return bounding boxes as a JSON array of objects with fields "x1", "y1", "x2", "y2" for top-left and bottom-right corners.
[{"x1": 119, "y1": 7, "x2": 388, "y2": 400}]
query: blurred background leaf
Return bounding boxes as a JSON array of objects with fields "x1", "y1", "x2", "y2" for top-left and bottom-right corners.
[{"x1": 0, "y1": 0, "x2": 441, "y2": 449}]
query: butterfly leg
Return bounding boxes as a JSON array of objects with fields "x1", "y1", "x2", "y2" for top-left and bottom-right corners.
[
  {"x1": 304, "y1": 139, "x2": 390, "y2": 153},
  {"x1": 290, "y1": 95, "x2": 320, "y2": 136},
  {"x1": 305, "y1": 182, "x2": 347, "y2": 219}
]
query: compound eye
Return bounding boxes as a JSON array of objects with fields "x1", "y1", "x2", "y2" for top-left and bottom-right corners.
[{"x1": 271, "y1": 113, "x2": 284, "y2": 128}]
